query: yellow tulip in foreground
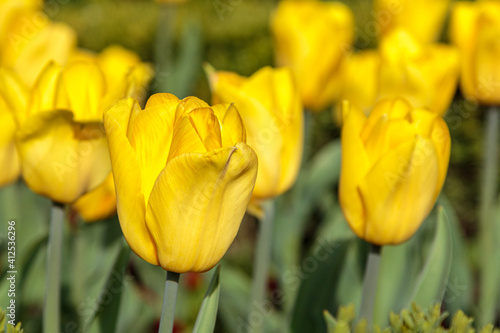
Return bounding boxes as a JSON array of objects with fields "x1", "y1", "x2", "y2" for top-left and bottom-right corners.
[
  {"x1": 271, "y1": 0, "x2": 353, "y2": 112},
  {"x1": 0, "y1": 46, "x2": 152, "y2": 201},
  {"x1": 374, "y1": 0, "x2": 451, "y2": 43},
  {"x1": 104, "y1": 94, "x2": 258, "y2": 273},
  {"x1": 450, "y1": 1, "x2": 500, "y2": 105},
  {"x1": 339, "y1": 29, "x2": 459, "y2": 117},
  {"x1": 207, "y1": 66, "x2": 303, "y2": 206},
  {"x1": 339, "y1": 98, "x2": 450, "y2": 245}
]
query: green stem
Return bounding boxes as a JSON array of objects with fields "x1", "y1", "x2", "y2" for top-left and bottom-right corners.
[
  {"x1": 43, "y1": 202, "x2": 65, "y2": 333},
  {"x1": 249, "y1": 201, "x2": 275, "y2": 333},
  {"x1": 359, "y1": 244, "x2": 382, "y2": 328},
  {"x1": 301, "y1": 110, "x2": 314, "y2": 167},
  {"x1": 72, "y1": 220, "x2": 85, "y2": 307},
  {"x1": 158, "y1": 271, "x2": 181, "y2": 333},
  {"x1": 478, "y1": 106, "x2": 499, "y2": 326}
]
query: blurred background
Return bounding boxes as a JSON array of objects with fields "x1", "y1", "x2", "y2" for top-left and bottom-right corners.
[{"x1": 0, "y1": 0, "x2": 497, "y2": 332}]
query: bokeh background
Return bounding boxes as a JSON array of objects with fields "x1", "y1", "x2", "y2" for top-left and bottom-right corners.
[{"x1": 0, "y1": 0, "x2": 498, "y2": 332}]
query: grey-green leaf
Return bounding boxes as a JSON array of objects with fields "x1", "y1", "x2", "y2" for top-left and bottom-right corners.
[
  {"x1": 409, "y1": 206, "x2": 452, "y2": 307},
  {"x1": 193, "y1": 265, "x2": 221, "y2": 333}
]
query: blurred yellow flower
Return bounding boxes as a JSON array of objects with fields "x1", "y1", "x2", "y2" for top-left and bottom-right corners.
[
  {"x1": 339, "y1": 29, "x2": 459, "y2": 117},
  {"x1": 271, "y1": 0, "x2": 354, "y2": 112},
  {"x1": 339, "y1": 98, "x2": 450, "y2": 245},
  {"x1": 450, "y1": 1, "x2": 500, "y2": 105},
  {"x1": 374, "y1": 0, "x2": 451, "y2": 43},
  {"x1": 207, "y1": 66, "x2": 303, "y2": 207},
  {"x1": 104, "y1": 94, "x2": 258, "y2": 273},
  {"x1": 0, "y1": 46, "x2": 152, "y2": 200},
  {"x1": 72, "y1": 174, "x2": 117, "y2": 222},
  {"x1": 0, "y1": 0, "x2": 76, "y2": 87}
]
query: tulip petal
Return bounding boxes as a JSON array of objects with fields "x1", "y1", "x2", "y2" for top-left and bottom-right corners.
[
  {"x1": 211, "y1": 66, "x2": 303, "y2": 200},
  {"x1": 339, "y1": 103, "x2": 371, "y2": 237},
  {"x1": 272, "y1": 1, "x2": 353, "y2": 110},
  {"x1": 0, "y1": 98, "x2": 20, "y2": 186},
  {"x1": 340, "y1": 50, "x2": 380, "y2": 113},
  {"x1": 27, "y1": 61, "x2": 61, "y2": 117},
  {"x1": 358, "y1": 136, "x2": 439, "y2": 245},
  {"x1": 188, "y1": 107, "x2": 223, "y2": 151},
  {"x1": 72, "y1": 173, "x2": 116, "y2": 222},
  {"x1": 128, "y1": 99, "x2": 177, "y2": 203},
  {"x1": 16, "y1": 110, "x2": 110, "y2": 204},
  {"x1": 430, "y1": 117, "x2": 451, "y2": 201},
  {"x1": 167, "y1": 115, "x2": 208, "y2": 161},
  {"x1": 97, "y1": 45, "x2": 142, "y2": 88},
  {"x1": 475, "y1": 10, "x2": 500, "y2": 104},
  {"x1": 145, "y1": 143, "x2": 258, "y2": 273},
  {"x1": 13, "y1": 22, "x2": 76, "y2": 87},
  {"x1": 450, "y1": 2, "x2": 479, "y2": 100},
  {"x1": 56, "y1": 61, "x2": 106, "y2": 122},
  {"x1": 174, "y1": 96, "x2": 210, "y2": 124},
  {"x1": 104, "y1": 98, "x2": 159, "y2": 266},
  {"x1": 211, "y1": 103, "x2": 246, "y2": 146},
  {"x1": 145, "y1": 93, "x2": 181, "y2": 109},
  {"x1": 0, "y1": 68, "x2": 29, "y2": 126}
]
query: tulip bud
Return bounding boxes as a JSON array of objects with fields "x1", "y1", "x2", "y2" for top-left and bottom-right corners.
[
  {"x1": 339, "y1": 29, "x2": 459, "y2": 117},
  {"x1": 207, "y1": 66, "x2": 303, "y2": 208},
  {"x1": 0, "y1": 46, "x2": 152, "y2": 202},
  {"x1": 104, "y1": 94, "x2": 258, "y2": 272},
  {"x1": 374, "y1": 0, "x2": 451, "y2": 43},
  {"x1": 271, "y1": 0, "x2": 354, "y2": 112},
  {"x1": 450, "y1": 1, "x2": 500, "y2": 105},
  {"x1": 0, "y1": 0, "x2": 76, "y2": 87},
  {"x1": 339, "y1": 98, "x2": 450, "y2": 245}
]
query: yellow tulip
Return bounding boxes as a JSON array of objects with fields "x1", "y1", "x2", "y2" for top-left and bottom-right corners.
[
  {"x1": 339, "y1": 29, "x2": 459, "y2": 117},
  {"x1": 104, "y1": 94, "x2": 258, "y2": 273},
  {"x1": 450, "y1": 1, "x2": 500, "y2": 105},
  {"x1": 0, "y1": 0, "x2": 76, "y2": 87},
  {"x1": 271, "y1": 0, "x2": 354, "y2": 112},
  {"x1": 207, "y1": 66, "x2": 303, "y2": 207},
  {"x1": 0, "y1": 46, "x2": 152, "y2": 201},
  {"x1": 374, "y1": 0, "x2": 451, "y2": 43},
  {"x1": 339, "y1": 98, "x2": 450, "y2": 245},
  {"x1": 72, "y1": 174, "x2": 117, "y2": 222}
]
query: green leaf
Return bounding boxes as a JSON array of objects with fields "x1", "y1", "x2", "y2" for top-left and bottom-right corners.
[
  {"x1": 218, "y1": 265, "x2": 251, "y2": 332},
  {"x1": 218, "y1": 264, "x2": 284, "y2": 333},
  {"x1": 409, "y1": 206, "x2": 452, "y2": 307},
  {"x1": 373, "y1": 206, "x2": 441, "y2": 327},
  {"x1": 273, "y1": 139, "x2": 342, "y2": 314},
  {"x1": 437, "y1": 196, "x2": 473, "y2": 315},
  {"x1": 291, "y1": 240, "x2": 349, "y2": 333},
  {"x1": 323, "y1": 310, "x2": 337, "y2": 333},
  {"x1": 84, "y1": 240, "x2": 131, "y2": 333},
  {"x1": 193, "y1": 266, "x2": 221, "y2": 333}
]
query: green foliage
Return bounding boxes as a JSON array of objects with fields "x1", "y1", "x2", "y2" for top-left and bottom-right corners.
[
  {"x1": 0, "y1": 309, "x2": 24, "y2": 333},
  {"x1": 193, "y1": 266, "x2": 220, "y2": 333},
  {"x1": 325, "y1": 303, "x2": 500, "y2": 333}
]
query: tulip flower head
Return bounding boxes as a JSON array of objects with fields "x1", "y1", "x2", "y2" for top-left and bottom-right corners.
[
  {"x1": 0, "y1": 46, "x2": 152, "y2": 201},
  {"x1": 271, "y1": 0, "x2": 354, "y2": 112},
  {"x1": 207, "y1": 66, "x2": 303, "y2": 208},
  {"x1": 0, "y1": 0, "x2": 76, "y2": 87},
  {"x1": 374, "y1": 0, "x2": 451, "y2": 43},
  {"x1": 339, "y1": 29, "x2": 459, "y2": 117},
  {"x1": 450, "y1": 0, "x2": 500, "y2": 105},
  {"x1": 104, "y1": 94, "x2": 258, "y2": 273},
  {"x1": 339, "y1": 98, "x2": 450, "y2": 245}
]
